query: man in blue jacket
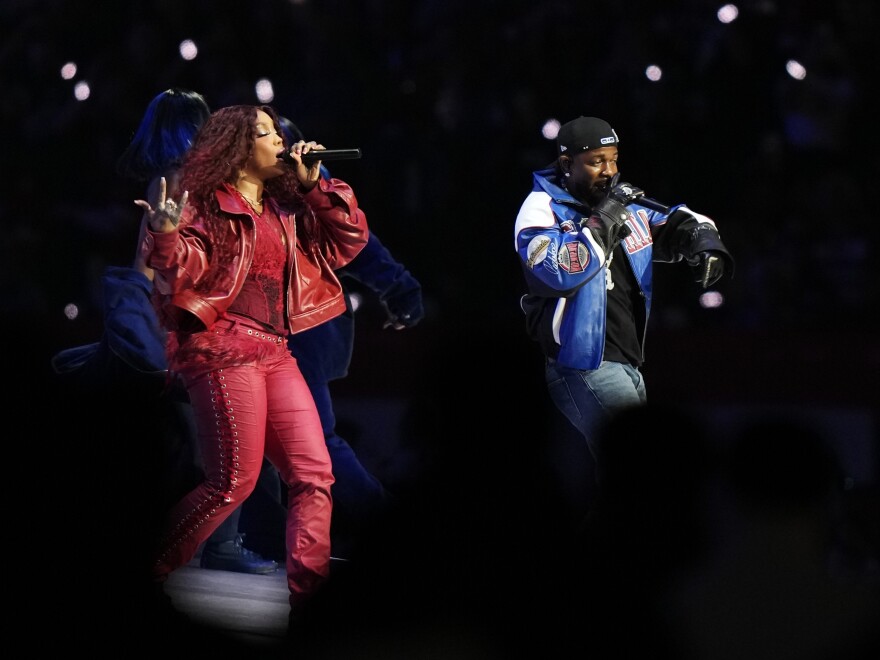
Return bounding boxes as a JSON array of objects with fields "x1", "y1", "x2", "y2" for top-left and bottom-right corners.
[{"x1": 514, "y1": 115, "x2": 733, "y2": 459}]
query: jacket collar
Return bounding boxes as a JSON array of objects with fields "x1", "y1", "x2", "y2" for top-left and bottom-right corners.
[
  {"x1": 534, "y1": 167, "x2": 586, "y2": 210},
  {"x1": 216, "y1": 183, "x2": 256, "y2": 215},
  {"x1": 215, "y1": 182, "x2": 287, "y2": 220}
]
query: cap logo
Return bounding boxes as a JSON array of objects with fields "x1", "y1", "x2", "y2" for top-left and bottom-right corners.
[{"x1": 557, "y1": 118, "x2": 618, "y2": 154}]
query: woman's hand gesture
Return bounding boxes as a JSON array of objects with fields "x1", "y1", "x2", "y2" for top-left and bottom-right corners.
[{"x1": 135, "y1": 176, "x2": 189, "y2": 232}]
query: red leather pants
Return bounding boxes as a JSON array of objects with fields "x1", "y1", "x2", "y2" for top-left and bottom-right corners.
[{"x1": 152, "y1": 329, "x2": 334, "y2": 606}]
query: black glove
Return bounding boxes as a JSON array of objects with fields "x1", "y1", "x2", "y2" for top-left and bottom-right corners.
[
  {"x1": 382, "y1": 288, "x2": 424, "y2": 330},
  {"x1": 582, "y1": 174, "x2": 643, "y2": 254},
  {"x1": 606, "y1": 177, "x2": 645, "y2": 205},
  {"x1": 688, "y1": 250, "x2": 726, "y2": 288}
]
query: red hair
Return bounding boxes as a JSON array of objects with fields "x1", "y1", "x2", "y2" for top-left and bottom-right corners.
[
  {"x1": 178, "y1": 105, "x2": 305, "y2": 212},
  {"x1": 175, "y1": 105, "x2": 317, "y2": 292}
]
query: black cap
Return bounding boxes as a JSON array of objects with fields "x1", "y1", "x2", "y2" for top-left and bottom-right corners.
[{"x1": 557, "y1": 116, "x2": 619, "y2": 155}]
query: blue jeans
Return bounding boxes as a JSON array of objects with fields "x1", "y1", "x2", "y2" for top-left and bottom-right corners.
[{"x1": 545, "y1": 358, "x2": 647, "y2": 457}]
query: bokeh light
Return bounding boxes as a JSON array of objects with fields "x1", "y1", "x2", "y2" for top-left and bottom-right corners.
[
  {"x1": 256, "y1": 78, "x2": 275, "y2": 103},
  {"x1": 60, "y1": 62, "x2": 77, "y2": 80},
  {"x1": 73, "y1": 80, "x2": 90, "y2": 101},
  {"x1": 179, "y1": 39, "x2": 198, "y2": 61}
]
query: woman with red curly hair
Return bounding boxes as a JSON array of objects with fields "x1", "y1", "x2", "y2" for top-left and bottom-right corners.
[{"x1": 136, "y1": 104, "x2": 368, "y2": 627}]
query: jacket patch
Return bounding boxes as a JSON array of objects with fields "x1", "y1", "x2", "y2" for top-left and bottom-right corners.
[
  {"x1": 526, "y1": 236, "x2": 551, "y2": 269},
  {"x1": 621, "y1": 209, "x2": 653, "y2": 254},
  {"x1": 558, "y1": 241, "x2": 590, "y2": 274}
]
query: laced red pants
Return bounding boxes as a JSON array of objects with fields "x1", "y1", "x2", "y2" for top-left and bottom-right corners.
[{"x1": 152, "y1": 327, "x2": 333, "y2": 607}]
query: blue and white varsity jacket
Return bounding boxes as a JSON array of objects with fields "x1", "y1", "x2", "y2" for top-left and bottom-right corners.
[{"x1": 514, "y1": 167, "x2": 731, "y2": 371}]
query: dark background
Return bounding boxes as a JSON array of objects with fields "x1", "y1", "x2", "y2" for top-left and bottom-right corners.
[
  {"x1": 3, "y1": 0, "x2": 877, "y2": 479},
  {"x1": 5, "y1": 2, "x2": 880, "y2": 655}
]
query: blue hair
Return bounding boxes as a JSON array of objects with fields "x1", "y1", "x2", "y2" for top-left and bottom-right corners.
[{"x1": 116, "y1": 88, "x2": 211, "y2": 181}]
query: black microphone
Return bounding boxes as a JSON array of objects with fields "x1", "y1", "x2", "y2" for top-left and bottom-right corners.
[
  {"x1": 632, "y1": 193, "x2": 670, "y2": 213},
  {"x1": 278, "y1": 148, "x2": 362, "y2": 166}
]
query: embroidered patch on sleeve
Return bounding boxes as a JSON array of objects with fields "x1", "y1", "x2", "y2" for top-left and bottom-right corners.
[
  {"x1": 526, "y1": 236, "x2": 551, "y2": 269},
  {"x1": 558, "y1": 241, "x2": 589, "y2": 274}
]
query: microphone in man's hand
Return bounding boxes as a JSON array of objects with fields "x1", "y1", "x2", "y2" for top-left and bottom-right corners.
[
  {"x1": 278, "y1": 148, "x2": 362, "y2": 166},
  {"x1": 619, "y1": 187, "x2": 670, "y2": 213},
  {"x1": 605, "y1": 177, "x2": 671, "y2": 213},
  {"x1": 633, "y1": 194, "x2": 670, "y2": 213}
]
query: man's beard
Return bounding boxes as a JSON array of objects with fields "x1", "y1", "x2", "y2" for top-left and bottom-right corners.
[{"x1": 584, "y1": 183, "x2": 605, "y2": 206}]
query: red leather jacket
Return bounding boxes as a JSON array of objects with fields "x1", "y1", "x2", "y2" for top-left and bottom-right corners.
[{"x1": 144, "y1": 177, "x2": 368, "y2": 335}]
